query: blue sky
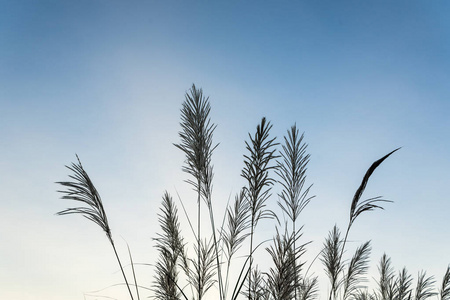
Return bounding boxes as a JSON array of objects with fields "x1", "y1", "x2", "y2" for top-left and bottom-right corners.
[{"x1": 1, "y1": 1, "x2": 449, "y2": 299}]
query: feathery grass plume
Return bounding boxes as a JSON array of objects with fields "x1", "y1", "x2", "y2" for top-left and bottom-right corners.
[
  {"x1": 222, "y1": 189, "x2": 251, "y2": 260},
  {"x1": 376, "y1": 254, "x2": 396, "y2": 300},
  {"x1": 187, "y1": 239, "x2": 217, "y2": 300},
  {"x1": 174, "y1": 84, "x2": 221, "y2": 300},
  {"x1": 276, "y1": 125, "x2": 314, "y2": 300},
  {"x1": 299, "y1": 276, "x2": 319, "y2": 300},
  {"x1": 56, "y1": 155, "x2": 135, "y2": 300},
  {"x1": 222, "y1": 189, "x2": 251, "y2": 298},
  {"x1": 321, "y1": 225, "x2": 344, "y2": 300},
  {"x1": 348, "y1": 148, "x2": 400, "y2": 229},
  {"x1": 415, "y1": 271, "x2": 436, "y2": 300},
  {"x1": 153, "y1": 192, "x2": 185, "y2": 300},
  {"x1": 243, "y1": 267, "x2": 267, "y2": 300},
  {"x1": 241, "y1": 117, "x2": 279, "y2": 299},
  {"x1": 276, "y1": 125, "x2": 314, "y2": 224},
  {"x1": 396, "y1": 267, "x2": 413, "y2": 300},
  {"x1": 342, "y1": 241, "x2": 371, "y2": 300},
  {"x1": 242, "y1": 117, "x2": 279, "y2": 227},
  {"x1": 174, "y1": 84, "x2": 217, "y2": 204},
  {"x1": 265, "y1": 227, "x2": 306, "y2": 300},
  {"x1": 440, "y1": 266, "x2": 450, "y2": 300},
  {"x1": 333, "y1": 148, "x2": 399, "y2": 300}
]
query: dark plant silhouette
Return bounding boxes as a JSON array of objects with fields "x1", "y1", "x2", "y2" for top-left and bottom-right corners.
[
  {"x1": 174, "y1": 84, "x2": 220, "y2": 300},
  {"x1": 440, "y1": 266, "x2": 450, "y2": 300},
  {"x1": 55, "y1": 85, "x2": 449, "y2": 300},
  {"x1": 322, "y1": 148, "x2": 400, "y2": 300},
  {"x1": 56, "y1": 155, "x2": 136, "y2": 300},
  {"x1": 241, "y1": 117, "x2": 279, "y2": 299},
  {"x1": 153, "y1": 192, "x2": 185, "y2": 300},
  {"x1": 322, "y1": 225, "x2": 344, "y2": 300},
  {"x1": 276, "y1": 125, "x2": 314, "y2": 299}
]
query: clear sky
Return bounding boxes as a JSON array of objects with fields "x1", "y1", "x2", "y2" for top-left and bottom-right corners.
[{"x1": 1, "y1": 1, "x2": 449, "y2": 299}]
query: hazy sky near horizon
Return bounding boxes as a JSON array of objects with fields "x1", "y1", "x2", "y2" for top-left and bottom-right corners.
[{"x1": 1, "y1": 1, "x2": 449, "y2": 299}]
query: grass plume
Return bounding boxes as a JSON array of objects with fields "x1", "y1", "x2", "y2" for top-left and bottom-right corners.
[
  {"x1": 56, "y1": 155, "x2": 135, "y2": 300},
  {"x1": 174, "y1": 84, "x2": 221, "y2": 300},
  {"x1": 342, "y1": 241, "x2": 371, "y2": 300},
  {"x1": 321, "y1": 225, "x2": 344, "y2": 300},
  {"x1": 441, "y1": 266, "x2": 450, "y2": 300},
  {"x1": 55, "y1": 85, "x2": 450, "y2": 300},
  {"x1": 415, "y1": 271, "x2": 436, "y2": 300},
  {"x1": 241, "y1": 117, "x2": 279, "y2": 299},
  {"x1": 153, "y1": 192, "x2": 185, "y2": 300}
]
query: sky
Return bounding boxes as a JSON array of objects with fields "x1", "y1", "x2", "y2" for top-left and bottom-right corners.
[{"x1": 1, "y1": 1, "x2": 449, "y2": 299}]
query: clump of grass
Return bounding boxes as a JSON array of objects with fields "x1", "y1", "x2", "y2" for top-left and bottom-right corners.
[
  {"x1": 56, "y1": 84, "x2": 448, "y2": 300},
  {"x1": 321, "y1": 148, "x2": 400, "y2": 300}
]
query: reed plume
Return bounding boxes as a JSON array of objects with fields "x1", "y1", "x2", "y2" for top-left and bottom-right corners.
[
  {"x1": 376, "y1": 254, "x2": 395, "y2": 300},
  {"x1": 222, "y1": 189, "x2": 251, "y2": 298},
  {"x1": 241, "y1": 117, "x2": 278, "y2": 299},
  {"x1": 321, "y1": 225, "x2": 344, "y2": 300},
  {"x1": 174, "y1": 84, "x2": 220, "y2": 300},
  {"x1": 153, "y1": 192, "x2": 185, "y2": 300},
  {"x1": 56, "y1": 155, "x2": 135, "y2": 300},
  {"x1": 415, "y1": 271, "x2": 436, "y2": 300},
  {"x1": 440, "y1": 266, "x2": 450, "y2": 300},
  {"x1": 276, "y1": 124, "x2": 314, "y2": 299},
  {"x1": 265, "y1": 227, "x2": 306, "y2": 300},
  {"x1": 342, "y1": 241, "x2": 371, "y2": 300},
  {"x1": 396, "y1": 267, "x2": 413, "y2": 300}
]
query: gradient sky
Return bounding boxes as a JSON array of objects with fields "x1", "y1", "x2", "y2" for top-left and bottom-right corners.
[{"x1": 1, "y1": 1, "x2": 449, "y2": 299}]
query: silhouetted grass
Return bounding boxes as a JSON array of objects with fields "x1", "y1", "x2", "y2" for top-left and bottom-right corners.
[{"x1": 56, "y1": 84, "x2": 448, "y2": 300}]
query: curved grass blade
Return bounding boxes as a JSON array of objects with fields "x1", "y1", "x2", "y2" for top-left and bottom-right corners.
[{"x1": 350, "y1": 148, "x2": 400, "y2": 227}]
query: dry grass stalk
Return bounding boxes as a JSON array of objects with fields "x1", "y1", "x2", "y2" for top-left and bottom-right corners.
[
  {"x1": 276, "y1": 125, "x2": 314, "y2": 300},
  {"x1": 342, "y1": 241, "x2": 371, "y2": 300},
  {"x1": 153, "y1": 192, "x2": 185, "y2": 300},
  {"x1": 174, "y1": 84, "x2": 220, "y2": 300},
  {"x1": 56, "y1": 155, "x2": 135, "y2": 300},
  {"x1": 415, "y1": 271, "x2": 436, "y2": 300},
  {"x1": 241, "y1": 117, "x2": 279, "y2": 299}
]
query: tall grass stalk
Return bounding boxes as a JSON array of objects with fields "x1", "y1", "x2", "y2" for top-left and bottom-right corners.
[
  {"x1": 153, "y1": 192, "x2": 184, "y2": 300},
  {"x1": 276, "y1": 125, "x2": 314, "y2": 299},
  {"x1": 56, "y1": 155, "x2": 135, "y2": 300},
  {"x1": 397, "y1": 267, "x2": 413, "y2": 300},
  {"x1": 415, "y1": 271, "x2": 436, "y2": 300},
  {"x1": 323, "y1": 148, "x2": 399, "y2": 300},
  {"x1": 322, "y1": 225, "x2": 344, "y2": 300},
  {"x1": 376, "y1": 254, "x2": 395, "y2": 300},
  {"x1": 174, "y1": 84, "x2": 219, "y2": 300},
  {"x1": 241, "y1": 117, "x2": 278, "y2": 299},
  {"x1": 55, "y1": 85, "x2": 450, "y2": 300},
  {"x1": 222, "y1": 189, "x2": 251, "y2": 298}
]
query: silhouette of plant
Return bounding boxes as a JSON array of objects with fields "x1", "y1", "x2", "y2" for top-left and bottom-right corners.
[
  {"x1": 57, "y1": 155, "x2": 136, "y2": 300},
  {"x1": 55, "y1": 84, "x2": 448, "y2": 300}
]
